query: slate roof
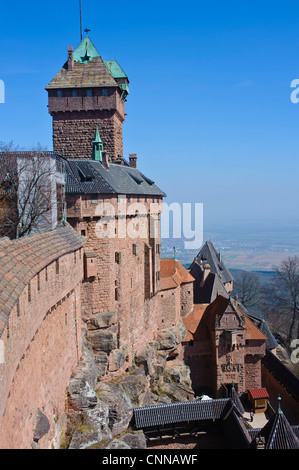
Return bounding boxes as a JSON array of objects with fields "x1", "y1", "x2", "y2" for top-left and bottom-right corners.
[
  {"x1": 134, "y1": 398, "x2": 231, "y2": 429},
  {"x1": 192, "y1": 270, "x2": 230, "y2": 304},
  {"x1": 65, "y1": 159, "x2": 166, "y2": 197},
  {"x1": 252, "y1": 399, "x2": 299, "y2": 449},
  {"x1": 0, "y1": 223, "x2": 85, "y2": 337},
  {"x1": 189, "y1": 241, "x2": 234, "y2": 285}
]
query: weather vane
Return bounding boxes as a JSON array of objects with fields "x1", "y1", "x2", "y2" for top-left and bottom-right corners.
[{"x1": 84, "y1": 28, "x2": 91, "y2": 36}]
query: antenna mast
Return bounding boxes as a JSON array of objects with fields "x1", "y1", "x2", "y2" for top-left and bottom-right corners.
[{"x1": 79, "y1": 0, "x2": 83, "y2": 41}]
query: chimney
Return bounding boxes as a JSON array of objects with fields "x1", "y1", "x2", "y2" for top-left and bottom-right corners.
[
  {"x1": 102, "y1": 152, "x2": 110, "y2": 169},
  {"x1": 129, "y1": 153, "x2": 137, "y2": 168},
  {"x1": 68, "y1": 45, "x2": 74, "y2": 71},
  {"x1": 200, "y1": 263, "x2": 210, "y2": 287}
]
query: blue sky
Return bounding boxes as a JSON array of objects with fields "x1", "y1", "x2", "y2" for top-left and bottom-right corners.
[{"x1": 1, "y1": 0, "x2": 299, "y2": 230}]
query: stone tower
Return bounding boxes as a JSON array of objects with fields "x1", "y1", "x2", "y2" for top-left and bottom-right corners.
[{"x1": 46, "y1": 35, "x2": 129, "y2": 161}]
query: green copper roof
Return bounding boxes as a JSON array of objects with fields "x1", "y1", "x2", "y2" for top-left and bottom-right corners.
[
  {"x1": 104, "y1": 60, "x2": 129, "y2": 94},
  {"x1": 73, "y1": 36, "x2": 100, "y2": 63},
  {"x1": 93, "y1": 125, "x2": 102, "y2": 144},
  {"x1": 104, "y1": 60, "x2": 128, "y2": 79},
  {"x1": 92, "y1": 125, "x2": 103, "y2": 162}
]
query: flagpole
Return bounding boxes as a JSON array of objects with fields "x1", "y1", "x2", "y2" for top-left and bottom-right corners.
[{"x1": 79, "y1": 0, "x2": 83, "y2": 41}]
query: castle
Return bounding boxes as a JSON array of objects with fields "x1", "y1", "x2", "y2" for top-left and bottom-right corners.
[{"x1": 0, "y1": 34, "x2": 299, "y2": 449}]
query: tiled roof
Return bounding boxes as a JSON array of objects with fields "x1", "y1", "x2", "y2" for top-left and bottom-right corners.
[
  {"x1": 248, "y1": 388, "x2": 269, "y2": 399},
  {"x1": 244, "y1": 316, "x2": 268, "y2": 341},
  {"x1": 46, "y1": 37, "x2": 128, "y2": 92},
  {"x1": 46, "y1": 55, "x2": 118, "y2": 90},
  {"x1": 160, "y1": 258, "x2": 194, "y2": 291},
  {"x1": 65, "y1": 159, "x2": 166, "y2": 197},
  {"x1": 0, "y1": 224, "x2": 85, "y2": 336},
  {"x1": 239, "y1": 305, "x2": 278, "y2": 350},
  {"x1": 182, "y1": 304, "x2": 209, "y2": 342},
  {"x1": 134, "y1": 398, "x2": 231, "y2": 429}
]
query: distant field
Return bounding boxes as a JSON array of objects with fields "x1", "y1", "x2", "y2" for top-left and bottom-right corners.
[
  {"x1": 161, "y1": 222, "x2": 299, "y2": 271},
  {"x1": 217, "y1": 250, "x2": 294, "y2": 271}
]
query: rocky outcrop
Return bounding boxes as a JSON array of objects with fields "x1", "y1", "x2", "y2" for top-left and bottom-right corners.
[{"x1": 62, "y1": 323, "x2": 194, "y2": 449}]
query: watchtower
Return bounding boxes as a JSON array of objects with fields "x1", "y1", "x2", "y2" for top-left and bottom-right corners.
[{"x1": 46, "y1": 34, "x2": 129, "y2": 161}]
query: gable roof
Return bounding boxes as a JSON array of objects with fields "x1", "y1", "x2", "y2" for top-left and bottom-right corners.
[
  {"x1": 189, "y1": 241, "x2": 233, "y2": 285},
  {"x1": 65, "y1": 159, "x2": 166, "y2": 197}
]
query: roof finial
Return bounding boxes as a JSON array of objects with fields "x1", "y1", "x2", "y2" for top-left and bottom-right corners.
[
  {"x1": 277, "y1": 395, "x2": 282, "y2": 414},
  {"x1": 173, "y1": 246, "x2": 177, "y2": 261},
  {"x1": 232, "y1": 380, "x2": 235, "y2": 391},
  {"x1": 84, "y1": 28, "x2": 91, "y2": 36}
]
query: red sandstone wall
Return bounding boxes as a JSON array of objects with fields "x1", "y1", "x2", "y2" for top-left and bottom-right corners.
[
  {"x1": 158, "y1": 288, "x2": 181, "y2": 329},
  {"x1": 67, "y1": 195, "x2": 163, "y2": 374},
  {"x1": 0, "y1": 249, "x2": 83, "y2": 449},
  {"x1": 180, "y1": 283, "x2": 194, "y2": 318},
  {"x1": 52, "y1": 111, "x2": 123, "y2": 160},
  {"x1": 262, "y1": 364, "x2": 299, "y2": 423}
]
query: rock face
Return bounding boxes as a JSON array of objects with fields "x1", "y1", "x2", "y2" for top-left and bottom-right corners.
[
  {"x1": 63, "y1": 325, "x2": 194, "y2": 449},
  {"x1": 33, "y1": 409, "x2": 50, "y2": 442}
]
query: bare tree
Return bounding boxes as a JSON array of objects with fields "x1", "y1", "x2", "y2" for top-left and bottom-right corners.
[
  {"x1": 270, "y1": 256, "x2": 299, "y2": 343},
  {"x1": 233, "y1": 270, "x2": 262, "y2": 307},
  {"x1": 0, "y1": 142, "x2": 65, "y2": 239}
]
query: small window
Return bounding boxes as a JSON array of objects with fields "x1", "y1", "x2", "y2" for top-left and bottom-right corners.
[
  {"x1": 87, "y1": 89, "x2": 93, "y2": 97},
  {"x1": 72, "y1": 90, "x2": 78, "y2": 97},
  {"x1": 102, "y1": 88, "x2": 108, "y2": 96},
  {"x1": 115, "y1": 287, "x2": 119, "y2": 301},
  {"x1": 81, "y1": 229, "x2": 86, "y2": 237},
  {"x1": 37, "y1": 273, "x2": 40, "y2": 291},
  {"x1": 56, "y1": 260, "x2": 59, "y2": 274},
  {"x1": 133, "y1": 244, "x2": 138, "y2": 256},
  {"x1": 28, "y1": 282, "x2": 31, "y2": 302},
  {"x1": 57, "y1": 90, "x2": 63, "y2": 98},
  {"x1": 115, "y1": 252, "x2": 121, "y2": 264}
]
